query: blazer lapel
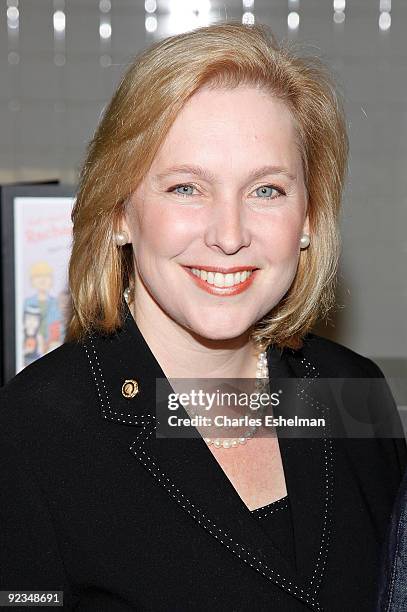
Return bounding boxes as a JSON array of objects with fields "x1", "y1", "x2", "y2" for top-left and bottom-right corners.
[
  {"x1": 269, "y1": 349, "x2": 335, "y2": 592},
  {"x1": 82, "y1": 303, "x2": 335, "y2": 611}
]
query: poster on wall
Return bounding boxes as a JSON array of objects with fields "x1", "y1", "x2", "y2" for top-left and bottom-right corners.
[{"x1": 0, "y1": 184, "x2": 75, "y2": 385}]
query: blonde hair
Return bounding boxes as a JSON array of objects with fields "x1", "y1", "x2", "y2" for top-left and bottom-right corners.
[{"x1": 66, "y1": 21, "x2": 349, "y2": 350}]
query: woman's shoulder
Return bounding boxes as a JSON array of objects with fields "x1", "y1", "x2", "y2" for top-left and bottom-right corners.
[
  {"x1": 0, "y1": 340, "x2": 94, "y2": 431},
  {"x1": 1, "y1": 340, "x2": 88, "y2": 397},
  {"x1": 301, "y1": 333, "x2": 407, "y2": 473},
  {"x1": 298, "y1": 332, "x2": 386, "y2": 378}
]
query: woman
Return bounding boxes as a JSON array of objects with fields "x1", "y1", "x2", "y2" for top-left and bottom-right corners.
[{"x1": 0, "y1": 22, "x2": 405, "y2": 612}]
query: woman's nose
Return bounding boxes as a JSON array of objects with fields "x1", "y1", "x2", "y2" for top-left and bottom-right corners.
[{"x1": 204, "y1": 199, "x2": 251, "y2": 255}]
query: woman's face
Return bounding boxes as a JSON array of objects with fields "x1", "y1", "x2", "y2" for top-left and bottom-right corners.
[{"x1": 123, "y1": 85, "x2": 309, "y2": 341}]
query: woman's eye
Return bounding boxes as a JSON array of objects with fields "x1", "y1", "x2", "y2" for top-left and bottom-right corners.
[
  {"x1": 168, "y1": 183, "x2": 285, "y2": 200},
  {"x1": 252, "y1": 185, "x2": 284, "y2": 199},
  {"x1": 170, "y1": 184, "x2": 197, "y2": 197}
]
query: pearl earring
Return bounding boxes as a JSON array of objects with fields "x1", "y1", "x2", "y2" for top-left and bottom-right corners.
[
  {"x1": 300, "y1": 233, "x2": 310, "y2": 249},
  {"x1": 114, "y1": 231, "x2": 129, "y2": 246}
]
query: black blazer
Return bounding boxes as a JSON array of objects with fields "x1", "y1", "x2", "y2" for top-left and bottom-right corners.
[{"x1": 1, "y1": 303, "x2": 406, "y2": 612}]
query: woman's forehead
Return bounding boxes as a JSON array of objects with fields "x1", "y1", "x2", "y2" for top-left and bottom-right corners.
[
  {"x1": 168, "y1": 86, "x2": 294, "y2": 132},
  {"x1": 149, "y1": 87, "x2": 301, "y2": 177}
]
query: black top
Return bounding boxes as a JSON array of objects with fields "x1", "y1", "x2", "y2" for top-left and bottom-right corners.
[
  {"x1": 251, "y1": 496, "x2": 296, "y2": 570},
  {"x1": 0, "y1": 301, "x2": 406, "y2": 611}
]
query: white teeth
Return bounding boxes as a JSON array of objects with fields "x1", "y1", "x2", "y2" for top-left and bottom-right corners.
[
  {"x1": 214, "y1": 272, "x2": 224, "y2": 288},
  {"x1": 190, "y1": 268, "x2": 253, "y2": 287},
  {"x1": 224, "y1": 273, "x2": 235, "y2": 287}
]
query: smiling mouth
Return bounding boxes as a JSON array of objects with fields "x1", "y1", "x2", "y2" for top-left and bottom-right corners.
[{"x1": 182, "y1": 265, "x2": 259, "y2": 294}]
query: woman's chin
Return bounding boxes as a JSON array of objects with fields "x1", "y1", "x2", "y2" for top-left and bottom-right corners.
[{"x1": 183, "y1": 318, "x2": 254, "y2": 344}]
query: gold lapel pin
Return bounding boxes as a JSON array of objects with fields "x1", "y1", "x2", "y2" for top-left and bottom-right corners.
[{"x1": 121, "y1": 379, "x2": 139, "y2": 399}]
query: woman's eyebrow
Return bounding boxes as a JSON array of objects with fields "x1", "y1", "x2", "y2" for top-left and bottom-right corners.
[{"x1": 154, "y1": 164, "x2": 297, "y2": 183}]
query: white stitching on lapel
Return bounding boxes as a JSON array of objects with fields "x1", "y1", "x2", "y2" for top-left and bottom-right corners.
[
  {"x1": 298, "y1": 357, "x2": 335, "y2": 595},
  {"x1": 84, "y1": 337, "x2": 154, "y2": 424}
]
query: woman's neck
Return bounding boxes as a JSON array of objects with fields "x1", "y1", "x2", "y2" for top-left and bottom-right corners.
[{"x1": 130, "y1": 300, "x2": 260, "y2": 380}]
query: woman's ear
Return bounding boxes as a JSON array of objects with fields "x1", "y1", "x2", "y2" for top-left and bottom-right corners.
[
  {"x1": 116, "y1": 199, "x2": 132, "y2": 242},
  {"x1": 302, "y1": 213, "x2": 310, "y2": 236},
  {"x1": 120, "y1": 217, "x2": 131, "y2": 239},
  {"x1": 113, "y1": 206, "x2": 132, "y2": 246}
]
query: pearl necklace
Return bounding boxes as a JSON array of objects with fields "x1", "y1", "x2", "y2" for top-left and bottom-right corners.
[
  {"x1": 204, "y1": 349, "x2": 269, "y2": 449},
  {"x1": 123, "y1": 287, "x2": 269, "y2": 450}
]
